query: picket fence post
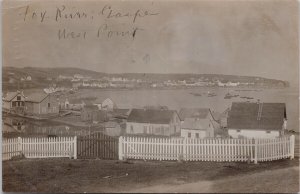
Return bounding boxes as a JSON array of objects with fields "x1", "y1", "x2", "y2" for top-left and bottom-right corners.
[
  {"x1": 118, "y1": 136, "x2": 124, "y2": 160},
  {"x1": 290, "y1": 135, "x2": 295, "y2": 159},
  {"x1": 183, "y1": 138, "x2": 187, "y2": 161},
  {"x1": 74, "y1": 136, "x2": 77, "y2": 159},
  {"x1": 254, "y1": 138, "x2": 258, "y2": 164},
  {"x1": 17, "y1": 137, "x2": 22, "y2": 156}
]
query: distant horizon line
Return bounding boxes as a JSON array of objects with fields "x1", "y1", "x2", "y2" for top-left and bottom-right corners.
[{"x1": 3, "y1": 65, "x2": 290, "y2": 82}]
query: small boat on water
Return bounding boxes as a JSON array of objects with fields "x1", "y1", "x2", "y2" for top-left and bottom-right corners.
[
  {"x1": 207, "y1": 93, "x2": 217, "y2": 97},
  {"x1": 224, "y1": 93, "x2": 239, "y2": 99},
  {"x1": 189, "y1": 92, "x2": 202, "y2": 97},
  {"x1": 240, "y1": 96, "x2": 254, "y2": 100}
]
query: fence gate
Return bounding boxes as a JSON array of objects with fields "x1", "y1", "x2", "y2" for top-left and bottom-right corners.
[{"x1": 77, "y1": 132, "x2": 118, "y2": 159}]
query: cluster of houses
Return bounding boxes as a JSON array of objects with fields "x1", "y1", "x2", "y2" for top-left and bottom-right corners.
[{"x1": 3, "y1": 90, "x2": 288, "y2": 139}]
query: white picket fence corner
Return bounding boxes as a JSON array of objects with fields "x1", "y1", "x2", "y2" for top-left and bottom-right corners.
[
  {"x1": 2, "y1": 136, "x2": 77, "y2": 161},
  {"x1": 2, "y1": 135, "x2": 295, "y2": 163},
  {"x1": 118, "y1": 135, "x2": 295, "y2": 164}
]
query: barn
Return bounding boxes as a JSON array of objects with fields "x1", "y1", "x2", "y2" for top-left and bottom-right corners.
[
  {"x1": 24, "y1": 92, "x2": 59, "y2": 116},
  {"x1": 227, "y1": 102, "x2": 287, "y2": 138}
]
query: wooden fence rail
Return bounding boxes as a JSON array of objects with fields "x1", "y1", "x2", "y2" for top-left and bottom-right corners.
[
  {"x1": 2, "y1": 136, "x2": 77, "y2": 161},
  {"x1": 119, "y1": 135, "x2": 295, "y2": 163}
]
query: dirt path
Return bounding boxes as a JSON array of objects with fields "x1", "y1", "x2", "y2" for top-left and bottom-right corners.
[
  {"x1": 3, "y1": 158, "x2": 299, "y2": 193},
  {"x1": 130, "y1": 166, "x2": 299, "y2": 193}
]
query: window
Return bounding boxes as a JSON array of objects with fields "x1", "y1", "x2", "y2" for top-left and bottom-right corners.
[
  {"x1": 188, "y1": 132, "x2": 191, "y2": 138},
  {"x1": 266, "y1": 130, "x2": 271, "y2": 134},
  {"x1": 237, "y1": 129, "x2": 241, "y2": 132},
  {"x1": 17, "y1": 96, "x2": 21, "y2": 101},
  {"x1": 12, "y1": 101, "x2": 16, "y2": 107},
  {"x1": 48, "y1": 103, "x2": 50, "y2": 108},
  {"x1": 195, "y1": 133, "x2": 199, "y2": 138}
]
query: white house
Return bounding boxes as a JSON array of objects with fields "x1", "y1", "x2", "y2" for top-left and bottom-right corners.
[
  {"x1": 126, "y1": 109, "x2": 181, "y2": 136},
  {"x1": 179, "y1": 108, "x2": 218, "y2": 138},
  {"x1": 227, "y1": 102, "x2": 287, "y2": 139},
  {"x1": 93, "y1": 97, "x2": 115, "y2": 111}
]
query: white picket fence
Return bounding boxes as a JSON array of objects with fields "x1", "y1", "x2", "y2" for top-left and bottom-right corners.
[
  {"x1": 2, "y1": 137, "x2": 77, "y2": 161},
  {"x1": 118, "y1": 135, "x2": 295, "y2": 163}
]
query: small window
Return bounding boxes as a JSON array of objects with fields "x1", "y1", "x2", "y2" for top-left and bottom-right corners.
[
  {"x1": 12, "y1": 101, "x2": 16, "y2": 107},
  {"x1": 17, "y1": 96, "x2": 21, "y2": 101},
  {"x1": 195, "y1": 133, "x2": 199, "y2": 138},
  {"x1": 188, "y1": 132, "x2": 191, "y2": 138},
  {"x1": 266, "y1": 130, "x2": 271, "y2": 134},
  {"x1": 237, "y1": 129, "x2": 241, "y2": 132},
  {"x1": 48, "y1": 103, "x2": 50, "y2": 108}
]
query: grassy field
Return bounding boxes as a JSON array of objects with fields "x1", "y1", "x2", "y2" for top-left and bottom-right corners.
[{"x1": 3, "y1": 158, "x2": 299, "y2": 193}]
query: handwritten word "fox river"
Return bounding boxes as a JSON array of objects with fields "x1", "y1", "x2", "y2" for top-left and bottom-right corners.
[{"x1": 20, "y1": 5, "x2": 159, "y2": 23}]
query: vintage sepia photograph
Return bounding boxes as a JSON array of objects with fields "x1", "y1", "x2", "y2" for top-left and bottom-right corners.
[{"x1": 1, "y1": 0, "x2": 299, "y2": 193}]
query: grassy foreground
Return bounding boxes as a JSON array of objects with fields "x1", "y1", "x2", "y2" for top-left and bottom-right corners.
[{"x1": 3, "y1": 158, "x2": 299, "y2": 193}]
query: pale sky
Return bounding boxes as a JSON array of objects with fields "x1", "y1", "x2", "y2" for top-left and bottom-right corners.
[{"x1": 3, "y1": 0, "x2": 299, "y2": 84}]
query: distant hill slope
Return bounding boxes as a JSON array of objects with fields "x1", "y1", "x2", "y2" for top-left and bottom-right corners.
[{"x1": 2, "y1": 66, "x2": 289, "y2": 91}]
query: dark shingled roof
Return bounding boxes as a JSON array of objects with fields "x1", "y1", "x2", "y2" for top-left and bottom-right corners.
[
  {"x1": 228, "y1": 102, "x2": 286, "y2": 130},
  {"x1": 179, "y1": 108, "x2": 210, "y2": 121},
  {"x1": 127, "y1": 109, "x2": 176, "y2": 124},
  {"x1": 3, "y1": 91, "x2": 24, "y2": 101},
  {"x1": 25, "y1": 92, "x2": 49, "y2": 103}
]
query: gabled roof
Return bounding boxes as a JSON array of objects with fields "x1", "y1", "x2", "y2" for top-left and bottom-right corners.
[
  {"x1": 228, "y1": 102, "x2": 286, "y2": 130},
  {"x1": 179, "y1": 108, "x2": 210, "y2": 121},
  {"x1": 94, "y1": 97, "x2": 113, "y2": 104},
  {"x1": 127, "y1": 109, "x2": 177, "y2": 124},
  {"x1": 25, "y1": 92, "x2": 49, "y2": 103},
  {"x1": 3, "y1": 91, "x2": 25, "y2": 102}
]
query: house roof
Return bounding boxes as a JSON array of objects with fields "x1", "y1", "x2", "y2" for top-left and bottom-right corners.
[
  {"x1": 127, "y1": 109, "x2": 176, "y2": 124},
  {"x1": 179, "y1": 108, "x2": 210, "y2": 121},
  {"x1": 227, "y1": 102, "x2": 286, "y2": 130},
  {"x1": 211, "y1": 108, "x2": 230, "y2": 121},
  {"x1": 94, "y1": 97, "x2": 112, "y2": 104},
  {"x1": 25, "y1": 92, "x2": 49, "y2": 103},
  {"x1": 3, "y1": 91, "x2": 24, "y2": 101}
]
